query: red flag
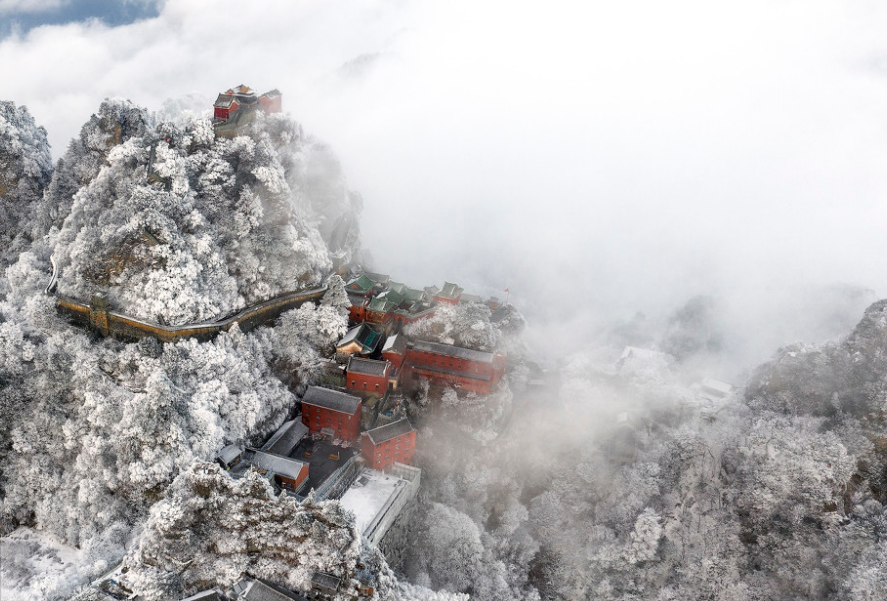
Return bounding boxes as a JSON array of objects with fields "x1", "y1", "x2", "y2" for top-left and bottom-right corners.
[{"x1": 504, "y1": 288, "x2": 510, "y2": 293}]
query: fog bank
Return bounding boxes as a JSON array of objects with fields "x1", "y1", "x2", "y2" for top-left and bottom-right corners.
[{"x1": 2, "y1": 0, "x2": 886, "y2": 369}]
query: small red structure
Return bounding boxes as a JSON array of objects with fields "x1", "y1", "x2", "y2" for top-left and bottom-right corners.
[
  {"x1": 347, "y1": 293, "x2": 369, "y2": 322},
  {"x1": 213, "y1": 94, "x2": 240, "y2": 120},
  {"x1": 365, "y1": 297, "x2": 395, "y2": 325},
  {"x1": 301, "y1": 386, "x2": 362, "y2": 442},
  {"x1": 404, "y1": 340, "x2": 506, "y2": 394},
  {"x1": 346, "y1": 357, "x2": 392, "y2": 396},
  {"x1": 361, "y1": 418, "x2": 416, "y2": 471},
  {"x1": 249, "y1": 451, "x2": 309, "y2": 492},
  {"x1": 258, "y1": 89, "x2": 282, "y2": 113}
]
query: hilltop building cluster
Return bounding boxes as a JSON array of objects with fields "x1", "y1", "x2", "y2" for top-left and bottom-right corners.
[
  {"x1": 214, "y1": 384, "x2": 419, "y2": 504},
  {"x1": 212, "y1": 84, "x2": 282, "y2": 138},
  {"x1": 341, "y1": 270, "x2": 507, "y2": 395},
  {"x1": 211, "y1": 380, "x2": 421, "y2": 598},
  {"x1": 207, "y1": 270, "x2": 510, "y2": 583}
]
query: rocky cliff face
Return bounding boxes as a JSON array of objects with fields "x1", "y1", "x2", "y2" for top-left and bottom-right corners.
[
  {"x1": 747, "y1": 298, "x2": 887, "y2": 419},
  {"x1": 47, "y1": 98, "x2": 362, "y2": 325}
]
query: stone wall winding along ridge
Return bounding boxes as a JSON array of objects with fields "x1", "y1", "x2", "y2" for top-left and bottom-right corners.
[{"x1": 54, "y1": 286, "x2": 328, "y2": 343}]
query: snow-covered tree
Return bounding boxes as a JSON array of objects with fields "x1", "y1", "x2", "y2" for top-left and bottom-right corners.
[
  {"x1": 405, "y1": 303, "x2": 499, "y2": 351},
  {"x1": 0, "y1": 101, "x2": 53, "y2": 260},
  {"x1": 121, "y1": 463, "x2": 382, "y2": 601},
  {"x1": 46, "y1": 99, "x2": 363, "y2": 325}
]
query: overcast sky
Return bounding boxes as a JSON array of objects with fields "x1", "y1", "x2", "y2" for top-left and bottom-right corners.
[{"x1": 2, "y1": 0, "x2": 887, "y2": 367}]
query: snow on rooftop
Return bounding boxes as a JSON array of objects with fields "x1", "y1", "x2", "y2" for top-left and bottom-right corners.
[
  {"x1": 700, "y1": 378, "x2": 733, "y2": 395},
  {"x1": 691, "y1": 377, "x2": 735, "y2": 401},
  {"x1": 339, "y1": 469, "x2": 408, "y2": 534}
]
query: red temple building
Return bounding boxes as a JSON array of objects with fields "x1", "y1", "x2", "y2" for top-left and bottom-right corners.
[
  {"x1": 361, "y1": 418, "x2": 416, "y2": 471},
  {"x1": 346, "y1": 357, "x2": 392, "y2": 396},
  {"x1": 258, "y1": 88, "x2": 282, "y2": 113},
  {"x1": 301, "y1": 386, "x2": 362, "y2": 442},
  {"x1": 213, "y1": 85, "x2": 282, "y2": 138},
  {"x1": 347, "y1": 294, "x2": 369, "y2": 322},
  {"x1": 365, "y1": 297, "x2": 395, "y2": 325},
  {"x1": 404, "y1": 340, "x2": 506, "y2": 394}
]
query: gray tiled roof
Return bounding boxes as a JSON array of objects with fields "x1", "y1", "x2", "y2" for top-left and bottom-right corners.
[
  {"x1": 403, "y1": 287, "x2": 426, "y2": 302},
  {"x1": 261, "y1": 420, "x2": 308, "y2": 456},
  {"x1": 216, "y1": 444, "x2": 241, "y2": 465},
  {"x1": 346, "y1": 275, "x2": 374, "y2": 294},
  {"x1": 365, "y1": 418, "x2": 414, "y2": 445},
  {"x1": 363, "y1": 272, "x2": 390, "y2": 285},
  {"x1": 367, "y1": 297, "x2": 395, "y2": 313},
  {"x1": 437, "y1": 282, "x2": 463, "y2": 299},
  {"x1": 411, "y1": 340, "x2": 496, "y2": 364},
  {"x1": 242, "y1": 580, "x2": 303, "y2": 601},
  {"x1": 302, "y1": 386, "x2": 361, "y2": 415},
  {"x1": 214, "y1": 93, "x2": 235, "y2": 108},
  {"x1": 347, "y1": 293, "x2": 368, "y2": 307},
  {"x1": 311, "y1": 572, "x2": 342, "y2": 592},
  {"x1": 382, "y1": 334, "x2": 406, "y2": 355},
  {"x1": 337, "y1": 324, "x2": 363, "y2": 346},
  {"x1": 249, "y1": 451, "x2": 307, "y2": 480},
  {"x1": 346, "y1": 357, "x2": 391, "y2": 377},
  {"x1": 179, "y1": 590, "x2": 224, "y2": 601}
]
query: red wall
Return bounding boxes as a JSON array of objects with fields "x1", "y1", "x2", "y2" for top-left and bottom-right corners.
[
  {"x1": 276, "y1": 463, "x2": 309, "y2": 491},
  {"x1": 346, "y1": 370, "x2": 389, "y2": 396},
  {"x1": 433, "y1": 295, "x2": 460, "y2": 305},
  {"x1": 301, "y1": 401, "x2": 361, "y2": 441},
  {"x1": 382, "y1": 349, "x2": 404, "y2": 369},
  {"x1": 214, "y1": 99, "x2": 239, "y2": 121},
  {"x1": 259, "y1": 96, "x2": 282, "y2": 113},
  {"x1": 365, "y1": 309, "x2": 391, "y2": 325},
  {"x1": 404, "y1": 348, "x2": 505, "y2": 384},
  {"x1": 349, "y1": 304, "x2": 366, "y2": 323},
  {"x1": 361, "y1": 430, "x2": 416, "y2": 470},
  {"x1": 408, "y1": 366, "x2": 493, "y2": 394}
]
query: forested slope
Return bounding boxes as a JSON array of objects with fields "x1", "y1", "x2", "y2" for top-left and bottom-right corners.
[{"x1": 393, "y1": 300, "x2": 887, "y2": 601}]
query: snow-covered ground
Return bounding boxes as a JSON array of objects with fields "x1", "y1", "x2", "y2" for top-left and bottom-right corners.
[
  {"x1": 0, "y1": 527, "x2": 92, "y2": 601},
  {"x1": 339, "y1": 470, "x2": 408, "y2": 534}
]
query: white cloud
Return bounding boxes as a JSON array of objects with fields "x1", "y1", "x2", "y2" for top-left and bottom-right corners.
[
  {"x1": 2, "y1": 0, "x2": 887, "y2": 364},
  {"x1": 0, "y1": 0, "x2": 70, "y2": 15}
]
